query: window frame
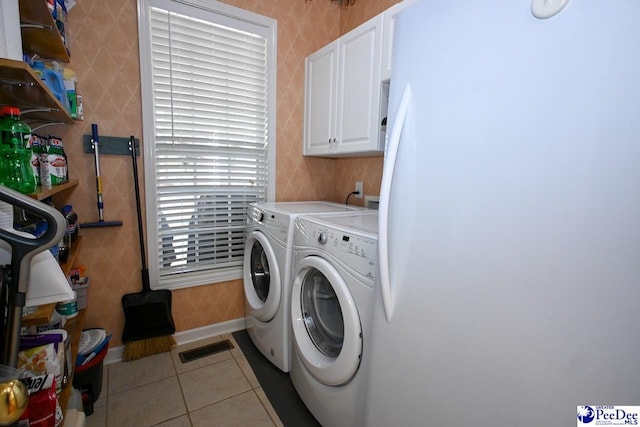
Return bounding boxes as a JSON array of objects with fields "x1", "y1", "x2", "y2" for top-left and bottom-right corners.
[{"x1": 137, "y1": 0, "x2": 277, "y2": 290}]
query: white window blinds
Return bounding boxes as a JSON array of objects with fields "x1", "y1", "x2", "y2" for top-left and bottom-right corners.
[{"x1": 139, "y1": 0, "x2": 276, "y2": 289}]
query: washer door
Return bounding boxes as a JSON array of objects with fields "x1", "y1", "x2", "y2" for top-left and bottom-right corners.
[
  {"x1": 291, "y1": 255, "x2": 362, "y2": 386},
  {"x1": 243, "y1": 230, "x2": 281, "y2": 322}
]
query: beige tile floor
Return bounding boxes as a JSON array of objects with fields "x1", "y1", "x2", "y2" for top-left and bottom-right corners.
[{"x1": 85, "y1": 333, "x2": 284, "y2": 427}]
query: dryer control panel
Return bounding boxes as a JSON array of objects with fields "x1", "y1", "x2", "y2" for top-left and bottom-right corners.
[{"x1": 248, "y1": 206, "x2": 290, "y2": 244}]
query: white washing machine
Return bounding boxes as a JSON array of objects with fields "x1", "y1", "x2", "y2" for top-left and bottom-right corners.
[
  {"x1": 243, "y1": 202, "x2": 364, "y2": 373},
  {"x1": 290, "y1": 211, "x2": 378, "y2": 427}
]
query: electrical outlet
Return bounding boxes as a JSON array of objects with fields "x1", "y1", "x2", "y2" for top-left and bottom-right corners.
[{"x1": 355, "y1": 181, "x2": 363, "y2": 198}]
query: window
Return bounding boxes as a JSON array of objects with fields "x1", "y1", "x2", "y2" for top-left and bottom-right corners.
[{"x1": 138, "y1": 0, "x2": 276, "y2": 289}]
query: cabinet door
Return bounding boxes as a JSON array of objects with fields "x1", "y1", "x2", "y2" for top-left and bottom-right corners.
[
  {"x1": 335, "y1": 14, "x2": 383, "y2": 156},
  {"x1": 303, "y1": 40, "x2": 339, "y2": 156}
]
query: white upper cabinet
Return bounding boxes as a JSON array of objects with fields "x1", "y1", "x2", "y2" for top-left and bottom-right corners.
[
  {"x1": 381, "y1": 0, "x2": 415, "y2": 81},
  {"x1": 337, "y1": 15, "x2": 383, "y2": 155},
  {"x1": 303, "y1": 14, "x2": 384, "y2": 157},
  {"x1": 304, "y1": 40, "x2": 339, "y2": 156}
]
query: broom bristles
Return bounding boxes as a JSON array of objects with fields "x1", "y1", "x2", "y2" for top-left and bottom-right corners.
[{"x1": 123, "y1": 335, "x2": 176, "y2": 361}]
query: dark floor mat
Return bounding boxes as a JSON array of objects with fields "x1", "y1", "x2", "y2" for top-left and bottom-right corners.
[{"x1": 232, "y1": 330, "x2": 321, "y2": 427}]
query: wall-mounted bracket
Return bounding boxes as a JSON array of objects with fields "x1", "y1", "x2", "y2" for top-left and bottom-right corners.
[{"x1": 83, "y1": 134, "x2": 140, "y2": 156}]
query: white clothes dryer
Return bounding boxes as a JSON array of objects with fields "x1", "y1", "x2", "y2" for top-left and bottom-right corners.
[
  {"x1": 290, "y1": 211, "x2": 378, "y2": 427},
  {"x1": 244, "y1": 202, "x2": 364, "y2": 373}
]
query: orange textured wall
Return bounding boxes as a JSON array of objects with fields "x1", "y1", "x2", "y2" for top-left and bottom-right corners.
[{"x1": 49, "y1": 0, "x2": 398, "y2": 346}]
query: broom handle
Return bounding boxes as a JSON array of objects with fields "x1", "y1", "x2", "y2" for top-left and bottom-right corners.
[{"x1": 129, "y1": 137, "x2": 151, "y2": 293}]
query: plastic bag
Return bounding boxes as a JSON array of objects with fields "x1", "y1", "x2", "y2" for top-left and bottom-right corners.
[{"x1": 19, "y1": 375, "x2": 62, "y2": 427}]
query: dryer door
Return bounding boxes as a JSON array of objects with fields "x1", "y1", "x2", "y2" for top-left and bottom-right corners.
[
  {"x1": 291, "y1": 255, "x2": 362, "y2": 386},
  {"x1": 244, "y1": 230, "x2": 281, "y2": 321}
]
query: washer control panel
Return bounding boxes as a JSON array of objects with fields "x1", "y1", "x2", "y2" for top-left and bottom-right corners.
[{"x1": 298, "y1": 219, "x2": 377, "y2": 280}]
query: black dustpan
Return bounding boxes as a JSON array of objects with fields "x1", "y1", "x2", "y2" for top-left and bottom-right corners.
[{"x1": 122, "y1": 136, "x2": 175, "y2": 343}]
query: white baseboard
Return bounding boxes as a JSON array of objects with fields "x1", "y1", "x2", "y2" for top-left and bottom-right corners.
[{"x1": 104, "y1": 317, "x2": 247, "y2": 365}]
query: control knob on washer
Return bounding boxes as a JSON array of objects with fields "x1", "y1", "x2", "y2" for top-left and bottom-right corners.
[
  {"x1": 317, "y1": 232, "x2": 328, "y2": 245},
  {"x1": 257, "y1": 212, "x2": 264, "y2": 222}
]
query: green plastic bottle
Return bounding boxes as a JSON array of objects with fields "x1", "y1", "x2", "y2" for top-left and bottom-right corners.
[{"x1": 0, "y1": 107, "x2": 36, "y2": 194}]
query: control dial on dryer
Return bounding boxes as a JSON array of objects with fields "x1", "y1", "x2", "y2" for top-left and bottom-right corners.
[{"x1": 317, "y1": 232, "x2": 328, "y2": 245}]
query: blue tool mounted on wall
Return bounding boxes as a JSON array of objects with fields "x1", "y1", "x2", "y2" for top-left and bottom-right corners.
[{"x1": 80, "y1": 124, "x2": 123, "y2": 228}]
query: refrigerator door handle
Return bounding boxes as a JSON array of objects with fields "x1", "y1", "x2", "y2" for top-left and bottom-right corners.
[
  {"x1": 531, "y1": 0, "x2": 569, "y2": 19},
  {"x1": 378, "y1": 84, "x2": 412, "y2": 322}
]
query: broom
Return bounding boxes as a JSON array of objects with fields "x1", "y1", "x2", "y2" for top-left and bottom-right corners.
[{"x1": 121, "y1": 136, "x2": 176, "y2": 361}]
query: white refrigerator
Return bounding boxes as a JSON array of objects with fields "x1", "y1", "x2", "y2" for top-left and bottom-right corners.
[{"x1": 367, "y1": 0, "x2": 640, "y2": 426}]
